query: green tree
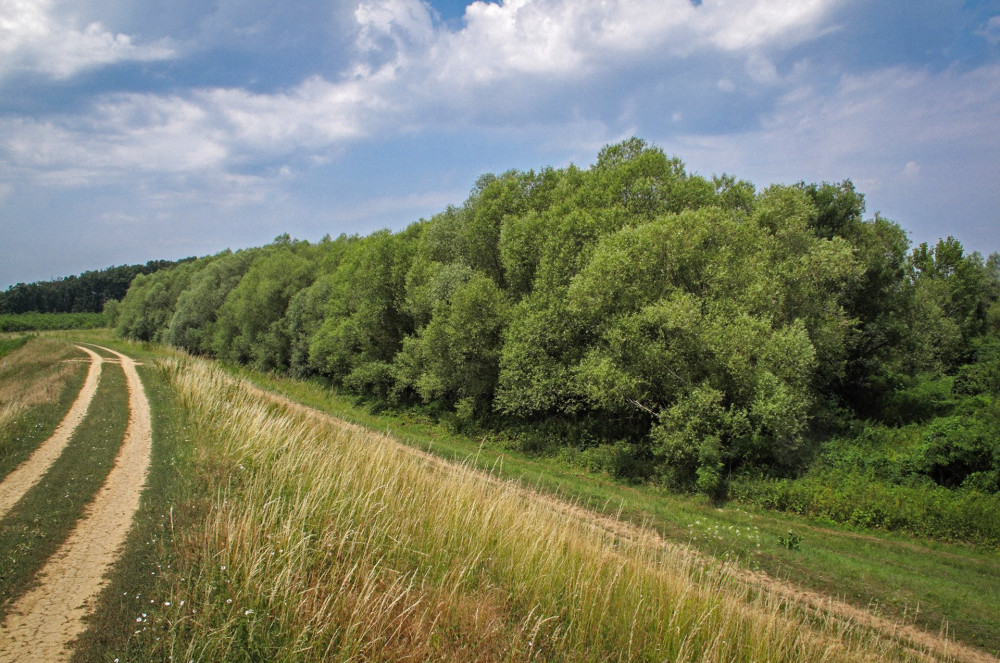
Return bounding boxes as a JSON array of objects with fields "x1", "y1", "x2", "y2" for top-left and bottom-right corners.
[{"x1": 212, "y1": 244, "x2": 317, "y2": 370}]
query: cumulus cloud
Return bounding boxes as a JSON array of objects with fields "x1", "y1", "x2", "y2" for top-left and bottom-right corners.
[
  {"x1": 366, "y1": 0, "x2": 841, "y2": 85},
  {"x1": 0, "y1": 0, "x2": 174, "y2": 80},
  {"x1": 0, "y1": 72, "x2": 393, "y2": 191},
  {"x1": 0, "y1": 0, "x2": 848, "y2": 189}
]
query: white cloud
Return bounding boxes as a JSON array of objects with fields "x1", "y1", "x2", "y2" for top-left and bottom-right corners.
[
  {"x1": 684, "y1": 64, "x2": 1000, "y2": 182},
  {"x1": 696, "y1": 0, "x2": 836, "y2": 51},
  {"x1": 0, "y1": 0, "x2": 849, "y2": 192},
  {"x1": 0, "y1": 72, "x2": 392, "y2": 190},
  {"x1": 0, "y1": 0, "x2": 174, "y2": 80},
  {"x1": 975, "y1": 15, "x2": 1000, "y2": 45},
  {"x1": 416, "y1": 0, "x2": 841, "y2": 86}
]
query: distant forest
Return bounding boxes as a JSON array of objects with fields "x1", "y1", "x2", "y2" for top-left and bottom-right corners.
[
  {"x1": 35, "y1": 139, "x2": 1000, "y2": 540},
  {"x1": 0, "y1": 258, "x2": 194, "y2": 314}
]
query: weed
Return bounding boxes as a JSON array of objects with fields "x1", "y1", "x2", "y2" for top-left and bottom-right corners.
[{"x1": 778, "y1": 530, "x2": 802, "y2": 551}]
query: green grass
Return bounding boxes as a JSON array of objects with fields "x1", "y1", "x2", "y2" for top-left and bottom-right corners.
[
  {"x1": 72, "y1": 359, "x2": 199, "y2": 662},
  {"x1": 0, "y1": 335, "x2": 31, "y2": 359},
  {"x1": 228, "y1": 366, "x2": 1000, "y2": 656},
  {"x1": 79, "y1": 354, "x2": 923, "y2": 662},
  {"x1": 0, "y1": 362, "x2": 129, "y2": 619},
  {"x1": 0, "y1": 312, "x2": 107, "y2": 332}
]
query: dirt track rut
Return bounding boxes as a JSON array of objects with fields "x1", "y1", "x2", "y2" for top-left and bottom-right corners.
[
  {"x1": 0, "y1": 345, "x2": 152, "y2": 663},
  {"x1": 0, "y1": 346, "x2": 103, "y2": 519}
]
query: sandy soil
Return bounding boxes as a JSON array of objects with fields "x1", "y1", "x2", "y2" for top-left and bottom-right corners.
[
  {"x1": 0, "y1": 345, "x2": 152, "y2": 663},
  {"x1": 0, "y1": 345, "x2": 103, "y2": 519}
]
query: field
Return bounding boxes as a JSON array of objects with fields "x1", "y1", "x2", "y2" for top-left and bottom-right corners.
[
  {"x1": 0, "y1": 312, "x2": 107, "y2": 332},
  {"x1": 0, "y1": 333, "x2": 997, "y2": 662}
]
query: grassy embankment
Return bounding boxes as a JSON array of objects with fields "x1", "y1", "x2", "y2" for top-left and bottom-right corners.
[
  {"x1": 0, "y1": 343, "x2": 129, "y2": 619},
  {"x1": 224, "y1": 362, "x2": 1000, "y2": 656},
  {"x1": 0, "y1": 335, "x2": 31, "y2": 359},
  {"x1": 0, "y1": 338, "x2": 87, "y2": 472},
  {"x1": 76, "y1": 346, "x2": 934, "y2": 662},
  {"x1": 8, "y1": 332, "x2": 992, "y2": 660}
]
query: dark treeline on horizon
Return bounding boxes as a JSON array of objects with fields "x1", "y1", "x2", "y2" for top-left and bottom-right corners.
[{"x1": 0, "y1": 258, "x2": 195, "y2": 315}]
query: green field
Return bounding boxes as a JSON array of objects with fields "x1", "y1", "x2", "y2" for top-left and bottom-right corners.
[{"x1": 0, "y1": 312, "x2": 107, "y2": 332}]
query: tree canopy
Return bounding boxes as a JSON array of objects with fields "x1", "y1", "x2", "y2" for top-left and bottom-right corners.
[{"x1": 111, "y1": 139, "x2": 1000, "y2": 504}]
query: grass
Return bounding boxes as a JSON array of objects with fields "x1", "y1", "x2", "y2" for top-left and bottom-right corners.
[
  {"x1": 0, "y1": 334, "x2": 31, "y2": 359},
  {"x1": 0, "y1": 358, "x2": 129, "y2": 619},
  {"x1": 0, "y1": 312, "x2": 107, "y2": 332},
  {"x1": 226, "y1": 365, "x2": 1000, "y2": 656},
  {"x1": 76, "y1": 353, "x2": 947, "y2": 662},
  {"x1": 0, "y1": 338, "x2": 88, "y2": 474}
]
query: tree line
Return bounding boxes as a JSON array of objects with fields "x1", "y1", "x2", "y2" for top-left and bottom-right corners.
[
  {"x1": 0, "y1": 259, "x2": 194, "y2": 315},
  {"x1": 112, "y1": 138, "x2": 1000, "y2": 503}
]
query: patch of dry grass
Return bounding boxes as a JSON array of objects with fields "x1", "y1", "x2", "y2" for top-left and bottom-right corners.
[
  {"x1": 154, "y1": 355, "x2": 947, "y2": 662},
  {"x1": 0, "y1": 338, "x2": 80, "y2": 444}
]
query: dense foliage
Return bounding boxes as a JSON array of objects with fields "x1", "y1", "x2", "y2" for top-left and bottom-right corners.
[
  {"x1": 0, "y1": 259, "x2": 194, "y2": 315},
  {"x1": 112, "y1": 139, "x2": 1000, "y2": 540}
]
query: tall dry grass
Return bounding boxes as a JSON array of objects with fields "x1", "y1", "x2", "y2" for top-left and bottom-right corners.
[
  {"x1": 0, "y1": 338, "x2": 79, "y2": 438},
  {"x1": 157, "y1": 355, "x2": 941, "y2": 662}
]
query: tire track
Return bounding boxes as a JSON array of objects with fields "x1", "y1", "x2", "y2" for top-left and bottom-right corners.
[
  {"x1": 0, "y1": 346, "x2": 152, "y2": 663},
  {"x1": 0, "y1": 346, "x2": 103, "y2": 519}
]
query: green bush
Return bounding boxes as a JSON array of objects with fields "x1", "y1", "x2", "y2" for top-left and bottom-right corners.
[
  {"x1": 731, "y1": 474, "x2": 1000, "y2": 545},
  {"x1": 916, "y1": 416, "x2": 997, "y2": 488},
  {"x1": 578, "y1": 440, "x2": 648, "y2": 481}
]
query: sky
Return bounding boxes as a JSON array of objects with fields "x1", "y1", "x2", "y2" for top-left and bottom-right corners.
[{"x1": 1, "y1": 0, "x2": 999, "y2": 289}]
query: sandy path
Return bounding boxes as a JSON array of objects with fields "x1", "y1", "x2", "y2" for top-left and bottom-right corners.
[
  {"x1": 0, "y1": 346, "x2": 103, "y2": 519},
  {"x1": 0, "y1": 346, "x2": 152, "y2": 663}
]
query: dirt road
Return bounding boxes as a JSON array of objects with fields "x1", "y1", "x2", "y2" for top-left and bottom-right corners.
[
  {"x1": 0, "y1": 345, "x2": 152, "y2": 663},
  {"x1": 0, "y1": 345, "x2": 103, "y2": 519}
]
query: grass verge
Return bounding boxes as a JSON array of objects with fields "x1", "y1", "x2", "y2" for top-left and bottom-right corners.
[
  {"x1": 72, "y1": 357, "x2": 197, "y2": 662},
  {"x1": 228, "y1": 365, "x2": 1000, "y2": 656},
  {"x1": 0, "y1": 360, "x2": 129, "y2": 618}
]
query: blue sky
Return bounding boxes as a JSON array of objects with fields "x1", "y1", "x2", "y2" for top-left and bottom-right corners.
[{"x1": 1, "y1": 0, "x2": 998, "y2": 289}]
